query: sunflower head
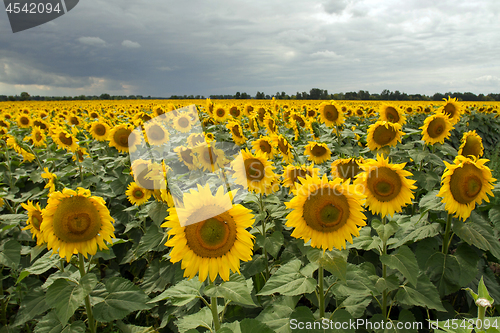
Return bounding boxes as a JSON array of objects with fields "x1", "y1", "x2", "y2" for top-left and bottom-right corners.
[
  {"x1": 282, "y1": 164, "x2": 319, "y2": 189},
  {"x1": 126, "y1": 182, "x2": 152, "y2": 206},
  {"x1": 439, "y1": 96, "x2": 462, "y2": 124},
  {"x1": 366, "y1": 121, "x2": 404, "y2": 151},
  {"x1": 21, "y1": 200, "x2": 45, "y2": 245},
  {"x1": 144, "y1": 121, "x2": 170, "y2": 145},
  {"x1": 108, "y1": 124, "x2": 141, "y2": 153},
  {"x1": 319, "y1": 101, "x2": 344, "y2": 127},
  {"x1": 273, "y1": 134, "x2": 294, "y2": 163},
  {"x1": 252, "y1": 136, "x2": 275, "y2": 159},
  {"x1": 231, "y1": 149, "x2": 276, "y2": 194},
  {"x1": 331, "y1": 157, "x2": 364, "y2": 182},
  {"x1": 226, "y1": 120, "x2": 247, "y2": 145},
  {"x1": 304, "y1": 141, "x2": 331, "y2": 164},
  {"x1": 420, "y1": 112, "x2": 454, "y2": 145},
  {"x1": 173, "y1": 115, "x2": 192, "y2": 133},
  {"x1": 89, "y1": 121, "x2": 110, "y2": 141},
  {"x1": 458, "y1": 130, "x2": 484, "y2": 159},
  {"x1": 379, "y1": 104, "x2": 406, "y2": 125}
]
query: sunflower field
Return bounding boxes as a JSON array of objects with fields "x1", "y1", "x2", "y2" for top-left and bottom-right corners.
[{"x1": 2, "y1": 98, "x2": 500, "y2": 333}]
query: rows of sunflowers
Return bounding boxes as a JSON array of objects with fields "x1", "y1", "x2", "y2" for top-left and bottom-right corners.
[{"x1": 1, "y1": 98, "x2": 500, "y2": 333}]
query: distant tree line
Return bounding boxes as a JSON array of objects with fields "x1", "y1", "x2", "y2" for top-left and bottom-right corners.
[{"x1": 1, "y1": 89, "x2": 500, "y2": 102}]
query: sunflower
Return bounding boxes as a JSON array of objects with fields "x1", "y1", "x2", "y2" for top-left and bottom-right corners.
[
  {"x1": 226, "y1": 120, "x2": 247, "y2": 145},
  {"x1": 420, "y1": 112, "x2": 454, "y2": 145},
  {"x1": 252, "y1": 136, "x2": 275, "y2": 159},
  {"x1": 21, "y1": 201, "x2": 45, "y2": 245},
  {"x1": 273, "y1": 134, "x2": 294, "y2": 163},
  {"x1": 89, "y1": 121, "x2": 110, "y2": 141},
  {"x1": 173, "y1": 114, "x2": 192, "y2": 133},
  {"x1": 53, "y1": 129, "x2": 79, "y2": 152},
  {"x1": 213, "y1": 106, "x2": 229, "y2": 123},
  {"x1": 28, "y1": 128, "x2": 46, "y2": 147},
  {"x1": 230, "y1": 149, "x2": 275, "y2": 194},
  {"x1": 366, "y1": 121, "x2": 404, "y2": 151},
  {"x1": 331, "y1": 157, "x2": 365, "y2": 182},
  {"x1": 108, "y1": 124, "x2": 141, "y2": 153},
  {"x1": 437, "y1": 155, "x2": 495, "y2": 221},
  {"x1": 6, "y1": 135, "x2": 35, "y2": 163},
  {"x1": 72, "y1": 148, "x2": 90, "y2": 163},
  {"x1": 0, "y1": 197, "x2": 4, "y2": 210},
  {"x1": 131, "y1": 159, "x2": 157, "y2": 190},
  {"x1": 41, "y1": 167, "x2": 57, "y2": 193},
  {"x1": 458, "y1": 130, "x2": 484, "y2": 158},
  {"x1": 285, "y1": 174, "x2": 366, "y2": 251},
  {"x1": 174, "y1": 146, "x2": 197, "y2": 170},
  {"x1": 153, "y1": 105, "x2": 165, "y2": 117},
  {"x1": 126, "y1": 182, "x2": 152, "y2": 206},
  {"x1": 304, "y1": 142, "x2": 331, "y2": 164},
  {"x1": 354, "y1": 154, "x2": 417, "y2": 218},
  {"x1": 193, "y1": 143, "x2": 229, "y2": 172},
  {"x1": 41, "y1": 187, "x2": 115, "y2": 262},
  {"x1": 263, "y1": 115, "x2": 278, "y2": 135},
  {"x1": 162, "y1": 184, "x2": 255, "y2": 282},
  {"x1": 186, "y1": 133, "x2": 206, "y2": 148},
  {"x1": 229, "y1": 105, "x2": 241, "y2": 118},
  {"x1": 439, "y1": 96, "x2": 462, "y2": 125},
  {"x1": 17, "y1": 114, "x2": 31, "y2": 128},
  {"x1": 282, "y1": 164, "x2": 320, "y2": 189},
  {"x1": 379, "y1": 104, "x2": 406, "y2": 125},
  {"x1": 318, "y1": 101, "x2": 344, "y2": 127},
  {"x1": 144, "y1": 121, "x2": 170, "y2": 145}
]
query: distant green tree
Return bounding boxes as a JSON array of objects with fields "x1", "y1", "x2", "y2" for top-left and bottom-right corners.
[{"x1": 20, "y1": 92, "x2": 30, "y2": 101}]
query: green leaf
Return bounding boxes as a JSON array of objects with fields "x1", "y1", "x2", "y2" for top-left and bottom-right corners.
[
  {"x1": 455, "y1": 243, "x2": 480, "y2": 286},
  {"x1": 340, "y1": 296, "x2": 372, "y2": 318},
  {"x1": 329, "y1": 309, "x2": 355, "y2": 333},
  {"x1": 425, "y1": 252, "x2": 461, "y2": 296},
  {"x1": 141, "y1": 259, "x2": 181, "y2": 295},
  {"x1": 149, "y1": 279, "x2": 202, "y2": 306},
  {"x1": 13, "y1": 288, "x2": 51, "y2": 326},
  {"x1": 258, "y1": 260, "x2": 316, "y2": 296},
  {"x1": 372, "y1": 219, "x2": 399, "y2": 243},
  {"x1": 0, "y1": 239, "x2": 21, "y2": 269},
  {"x1": 240, "y1": 318, "x2": 274, "y2": 333},
  {"x1": 34, "y1": 311, "x2": 63, "y2": 333},
  {"x1": 175, "y1": 307, "x2": 214, "y2": 333},
  {"x1": 375, "y1": 274, "x2": 400, "y2": 294},
  {"x1": 419, "y1": 190, "x2": 445, "y2": 213},
  {"x1": 93, "y1": 277, "x2": 152, "y2": 322},
  {"x1": 255, "y1": 297, "x2": 296, "y2": 333},
  {"x1": 24, "y1": 251, "x2": 61, "y2": 275},
  {"x1": 477, "y1": 276, "x2": 495, "y2": 305},
  {"x1": 454, "y1": 213, "x2": 500, "y2": 261},
  {"x1": 135, "y1": 223, "x2": 166, "y2": 257},
  {"x1": 395, "y1": 273, "x2": 446, "y2": 311},
  {"x1": 289, "y1": 307, "x2": 323, "y2": 332},
  {"x1": 147, "y1": 201, "x2": 169, "y2": 227},
  {"x1": 488, "y1": 206, "x2": 500, "y2": 231},
  {"x1": 380, "y1": 245, "x2": 419, "y2": 287},
  {"x1": 204, "y1": 274, "x2": 256, "y2": 306},
  {"x1": 60, "y1": 322, "x2": 86, "y2": 333},
  {"x1": 307, "y1": 248, "x2": 347, "y2": 281},
  {"x1": 390, "y1": 223, "x2": 441, "y2": 249}
]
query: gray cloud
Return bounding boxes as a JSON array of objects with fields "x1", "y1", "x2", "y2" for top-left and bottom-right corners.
[
  {"x1": 78, "y1": 36, "x2": 106, "y2": 46},
  {"x1": 122, "y1": 40, "x2": 140, "y2": 48}
]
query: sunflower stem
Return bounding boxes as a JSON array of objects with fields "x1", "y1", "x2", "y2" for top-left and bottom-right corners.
[
  {"x1": 318, "y1": 263, "x2": 325, "y2": 319},
  {"x1": 210, "y1": 295, "x2": 220, "y2": 331},
  {"x1": 381, "y1": 216, "x2": 388, "y2": 320},
  {"x1": 78, "y1": 254, "x2": 96, "y2": 333},
  {"x1": 442, "y1": 214, "x2": 453, "y2": 255},
  {"x1": 259, "y1": 194, "x2": 271, "y2": 281}
]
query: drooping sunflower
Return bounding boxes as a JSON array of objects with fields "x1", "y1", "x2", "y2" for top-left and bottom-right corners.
[
  {"x1": 285, "y1": 174, "x2": 367, "y2": 251},
  {"x1": 108, "y1": 124, "x2": 141, "y2": 153},
  {"x1": 354, "y1": 154, "x2": 417, "y2": 218},
  {"x1": 304, "y1": 142, "x2": 331, "y2": 164},
  {"x1": 53, "y1": 129, "x2": 79, "y2": 152},
  {"x1": 331, "y1": 157, "x2": 365, "y2": 182},
  {"x1": 282, "y1": 164, "x2": 320, "y2": 189},
  {"x1": 252, "y1": 136, "x2": 275, "y2": 159},
  {"x1": 318, "y1": 101, "x2": 344, "y2": 127},
  {"x1": 193, "y1": 143, "x2": 229, "y2": 172},
  {"x1": 379, "y1": 104, "x2": 406, "y2": 125},
  {"x1": 6, "y1": 135, "x2": 35, "y2": 163},
  {"x1": 144, "y1": 121, "x2": 170, "y2": 145},
  {"x1": 420, "y1": 112, "x2": 454, "y2": 145},
  {"x1": 162, "y1": 184, "x2": 255, "y2": 282},
  {"x1": 89, "y1": 121, "x2": 110, "y2": 141},
  {"x1": 230, "y1": 149, "x2": 276, "y2": 194},
  {"x1": 437, "y1": 155, "x2": 495, "y2": 221},
  {"x1": 458, "y1": 130, "x2": 484, "y2": 159},
  {"x1": 273, "y1": 134, "x2": 294, "y2": 163},
  {"x1": 226, "y1": 120, "x2": 247, "y2": 146},
  {"x1": 186, "y1": 133, "x2": 206, "y2": 148},
  {"x1": 174, "y1": 146, "x2": 197, "y2": 170},
  {"x1": 126, "y1": 182, "x2": 152, "y2": 206},
  {"x1": 263, "y1": 115, "x2": 278, "y2": 135},
  {"x1": 21, "y1": 201, "x2": 45, "y2": 246},
  {"x1": 439, "y1": 96, "x2": 462, "y2": 125},
  {"x1": 41, "y1": 187, "x2": 115, "y2": 262},
  {"x1": 366, "y1": 121, "x2": 404, "y2": 151},
  {"x1": 41, "y1": 167, "x2": 57, "y2": 193},
  {"x1": 172, "y1": 114, "x2": 192, "y2": 133}
]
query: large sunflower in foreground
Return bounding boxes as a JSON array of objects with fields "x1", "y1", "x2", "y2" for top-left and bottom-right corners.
[
  {"x1": 379, "y1": 104, "x2": 406, "y2": 125},
  {"x1": 458, "y1": 130, "x2": 484, "y2": 158},
  {"x1": 162, "y1": 184, "x2": 255, "y2": 282},
  {"x1": 231, "y1": 149, "x2": 276, "y2": 194},
  {"x1": 41, "y1": 187, "x2": 115, "y2": 261},
  {"x1": 21, "y1": 201, "x2": 45, "y2": 246},
  {"x1": 304, "y1": 142, "x2": 331, "y2": 164},
  {"x1": 285, "y1": 174, "x2": 366, "y2": 251},
  {"x1": 366, "y1": 121, "x2": 404, "y2": 151},
  {"x1": 331, "y1": 157, "x2": 365, "y2": 182},
  {"x1": 318, "y1": 101, "x2": 344, "y2": 127},
  {"x1": 420, "y1": 112, "x2": 454, "y2": 145},
  {"x1": 354, "y1": 154, "x2": 417, "y2": 218},
  {"x1": 437, "y1": 155, "x2": 495, "y2": 221}
]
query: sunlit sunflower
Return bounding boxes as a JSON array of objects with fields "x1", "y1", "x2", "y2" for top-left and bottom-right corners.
[
  {"x1": 144, "y1": 121, "x2": 170, "y2": 145},
  {"x1": 153, "y1": 105, "x2": 165, "y2": 118},
  {"x1": 72, "y1": 147, "x2": 90, "y2": 163},
  {"x1": 231, "y1": 149, "x2": 276, "y2": 194},
  {"x1": 437, "y1": 155, "x2": 495, "y2": 221},
  {"x1": 282, "y1": 164, "x2": 320, "y2": 189},
  {"x1": 318, "y1": 101, "x2": 343, "y2": 127},
  {"x1": 28, "y1": 128, "x2": 46, "y2": 147},
  {"x1": 354, "y1": 154, "x2": 417, "y2": 218},
  {"x1": 0, "y1": 197, "x2": 4, "y2": 210},
  {"x1": 174, "y1": 146, "x2": 197, "y2": 170},
  {"x1": 420, "y1": 112, "x2": 454, "y2": 145},
  {"x1": 205, "y1": 132, "x2": 215, "y2": 142},
  {"x1": 458, "y1": 130, "x2": 484, "y2": 158},
  {"x1": 226, "y1": 120, "x2": 247, "y2": 145},
  {"x1": 126, "y1": 182, "x2": 152, "y2": 206},
  {"x1": 41, "y1": 187, "x2": 115, "y2": 262},
  {"x1": 21, "y1": 201, "x2": 45, "y2": 246},
  {"x1": 6, "y1": 135, "x2": 35, "y2": 163},
  {"x1": 273, "y1": 134, "x2": 294, "y2": 163},
  {"x1": 33, "y1": 118, "x2": 49, "y2": 131},
  {"x1": 162, "y1": 184, "x2": 255, "y2": 282},
  {"x1": 285, "y1": 174, "x2": 366, "y2": 251},
  {"x1": 304, "y1": 142, "x2": 331, "y2": 164},
  {"x1": 89, "y1": 121, "x2": 110, "y2": 141},
  {"x1": 229, "y1": 105, "x2": 241, "y2": 118},
  {"x1": 252, "y1": 136, "x2": 275, "y2": 159},
  {"x1": 379, "y1": 104, "x2": 406, "y2": 125},
  {"x1": 108, "y1": 124, "x2": 141, "y2": 153},
  {"x1": 17, "y1": 114, "x2": 32, "y2": 128},
  {"x1": 193, "y1": 143, "x2": 229, "y2": 172},
  {"x1": 263, "y1": 115, "x2": 278, "y2": 135},
  {"x1": 186, "y1": 133, "x2": 206, "y2": 148},
  {"x1": 439, "y1": 96, "x2": 462, "y2": 125},
  {"x1": 173, "y1": 114, "x2": 192, "y2": 133},
  {"x1": 366, "y1": 121, "x2": 404, "y2": 151},
  {"x1": 213, "y1": 106, "x2": 229, "y2": 123},
  {"x1": 53, "y1": 129, "x2": 79, "y2": 152},
  {"x1": 131, "y1": 159, "x2": 157, "y2": 190},
  {"x1": 331, "y1": 157, "x2": 365, "y2": 182}
]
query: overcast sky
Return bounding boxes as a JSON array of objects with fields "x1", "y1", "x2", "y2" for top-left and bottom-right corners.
[{"x1": 1, "y1": 0, "x2": 499, "y2": 97}]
